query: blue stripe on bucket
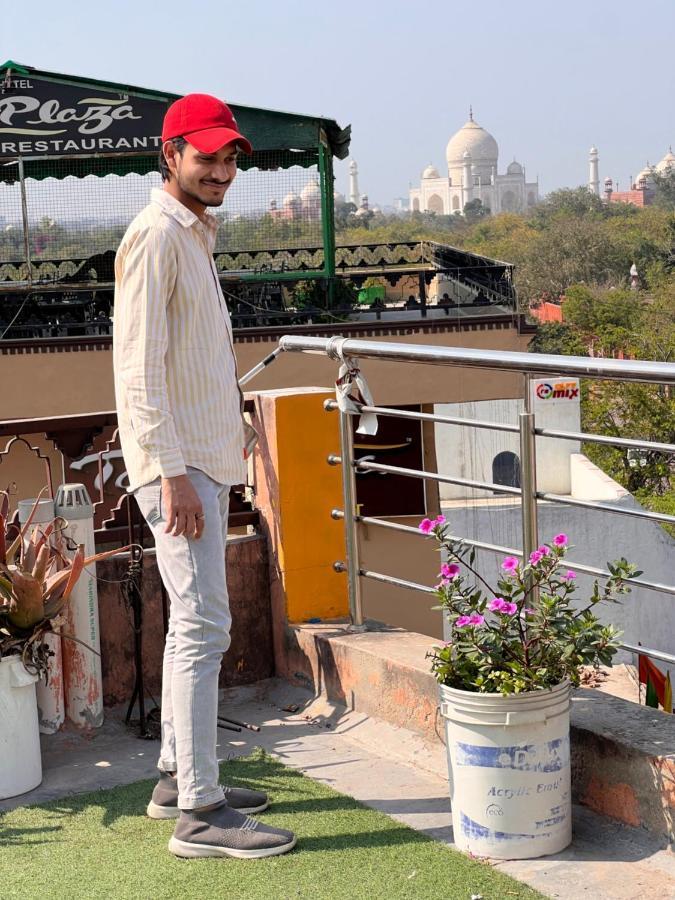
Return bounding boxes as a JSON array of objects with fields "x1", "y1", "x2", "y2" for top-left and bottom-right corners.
[
  {"x1": 461, "y1": 813, "x2": 552, "y2": 842},
  {"x1": 455, "y1": 736, "x2": 569, "y2": 772}
]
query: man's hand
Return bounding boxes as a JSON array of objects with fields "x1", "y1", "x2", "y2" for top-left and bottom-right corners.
[{"x1": 162, "y1": 474, "x2": 204, "y2": 539}]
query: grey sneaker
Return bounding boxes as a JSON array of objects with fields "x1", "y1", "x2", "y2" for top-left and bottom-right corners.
[
  {"x1": 147, "y1": 772, "x2": 269, "y2": 820},
  {"x1": 168, "y1": 801, "x2": 296, "y2": 859}
]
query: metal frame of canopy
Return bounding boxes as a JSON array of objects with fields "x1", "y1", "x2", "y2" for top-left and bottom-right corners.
[{"x1": 0, "y1": 60, "x2": 350, "y2": 295}]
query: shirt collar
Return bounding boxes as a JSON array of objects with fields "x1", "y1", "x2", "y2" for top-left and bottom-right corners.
[{"x1": 151, "y1": 188, "x2": 219, "y2": 237}]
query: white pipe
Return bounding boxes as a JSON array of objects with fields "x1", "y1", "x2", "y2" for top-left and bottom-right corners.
[{"x1": 55, "y1": 484, "x2": 104, "y2": 729}]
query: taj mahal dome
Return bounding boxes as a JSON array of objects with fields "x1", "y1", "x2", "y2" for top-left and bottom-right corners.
[{"x1": 409, "y1": 110, "x2": 539, "y2": 215}]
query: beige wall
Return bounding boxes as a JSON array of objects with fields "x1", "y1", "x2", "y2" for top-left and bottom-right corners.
[
  {"x1": 3, "y1": 348, "x2": 116, "y2": 419},
  {"x1": 1, "y1": 323, "x2": 529, "y2": 545},
  {"x1": 0, "y1": 323, "x2": 529, "y2": 420}
]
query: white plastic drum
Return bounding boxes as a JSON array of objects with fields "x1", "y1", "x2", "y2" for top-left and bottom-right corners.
[{"x1": 440, "y1": 680, "x2": 572, "y2": 859}]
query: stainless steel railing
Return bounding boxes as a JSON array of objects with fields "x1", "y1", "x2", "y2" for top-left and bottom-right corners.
[{"x1": 277, "y1": 335, "x2": 675, "y2": 667}]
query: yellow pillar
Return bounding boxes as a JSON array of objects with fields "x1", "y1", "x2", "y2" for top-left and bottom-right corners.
[{"x1": 250, "y1": 387, "x2": 348, "y2": 623}]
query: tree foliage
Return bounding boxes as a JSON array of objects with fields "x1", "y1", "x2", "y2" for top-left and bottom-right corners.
[
  {"x1": 334, "y1": 191, "x2": 674, "y2": 305},
  {"x1": 566, "y1": 279, "x2": 675, "y2": 495},
  {"x1": 651, "y1": 168, "x2": 675, "y2": 210}
]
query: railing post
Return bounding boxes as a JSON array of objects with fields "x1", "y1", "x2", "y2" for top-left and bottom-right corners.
[
  {"x1": 520, "y1": 377, "x2": 539, "y2": 588},
  {"x1": 337, "y1": 407, "x2": 366, "y2": 630},
  {"x1": 519, "y1": 411, "x2": 539, "y2": 555}
]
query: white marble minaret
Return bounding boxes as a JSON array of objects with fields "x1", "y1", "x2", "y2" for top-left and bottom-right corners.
[
  {"x1": 589, "y1": 146, "x2": 600, "y2": 195},
  {"x1": 348, "y1": 159, "x2": 360, "y2": 207}
]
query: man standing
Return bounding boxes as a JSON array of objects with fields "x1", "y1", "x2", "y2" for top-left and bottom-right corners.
[{"x1": 113, "y1": 94, "x2": 296, "y2": 859}]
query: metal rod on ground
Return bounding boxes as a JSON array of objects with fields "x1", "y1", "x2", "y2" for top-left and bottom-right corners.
[
  {"x1": 217, "y1": 720, "x2": 242, "y2": 733},
  {"x1": 219, "y1": 715, "x2": 261, "y2": 732},
  {"x1": 336, "y1": 405, "x2": 365, "y2": 630}
]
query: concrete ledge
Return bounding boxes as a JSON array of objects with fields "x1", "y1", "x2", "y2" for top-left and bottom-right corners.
[
  {"x1": 278, "y1": 622, "x2": 441, "y2": 739},
  {"x1": 279, "y1": 622, "x2": 675, "y2": 842},
  {"x1": 571, "y1": 688, "x2": 675, "y2": 838}
]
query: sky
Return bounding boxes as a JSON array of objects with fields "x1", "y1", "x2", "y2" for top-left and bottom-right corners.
[{"x1": 3, "y1": 0, "x2": 674, "y2": 207}]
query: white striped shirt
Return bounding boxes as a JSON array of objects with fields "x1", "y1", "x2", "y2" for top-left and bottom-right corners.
[{"x1": 113, "y1": 188, "x2": 246, "y2": 492}]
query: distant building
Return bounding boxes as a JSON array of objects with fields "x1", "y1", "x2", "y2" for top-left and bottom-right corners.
[
  {"x1": 409, "y1": 109, "x2": 539, "y2": 215},
  {"x1": 269, "y1": 177, "x2": 322, "y2": 221},
  {"x1": 589, "y1": 146, "x2": 674, "y2": 208}
]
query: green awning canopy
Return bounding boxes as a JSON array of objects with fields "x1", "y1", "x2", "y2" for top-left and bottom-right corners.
[{"x1": 0, "y1": 61, "x2": 350, "y2": 181}]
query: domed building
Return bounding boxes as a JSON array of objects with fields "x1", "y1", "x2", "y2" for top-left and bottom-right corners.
[
  {"x1": 300, "y1": 177, "x2": 322, "y2": 219},
  {"x1": 591, "y1": 146, "x2": 673, "y2": 208},
  {"x1": 409, "y1": 110, "x2": 539, "y2": 215},
  {"x1": 269, "y1": 180, "x2": 322, "y2": 221},
  {"x1": 655, "y1": 148, "x2": 675, "y2": 174}
]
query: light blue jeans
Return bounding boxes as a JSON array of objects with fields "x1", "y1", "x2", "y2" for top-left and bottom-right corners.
[{"x1": 134, "y1": 467, "x2": 231, "y2": 809}]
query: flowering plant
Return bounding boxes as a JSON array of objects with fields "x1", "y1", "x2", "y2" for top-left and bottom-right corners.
[{"x1": 419, "y1": 515, "x2": 640, "y2": 696}]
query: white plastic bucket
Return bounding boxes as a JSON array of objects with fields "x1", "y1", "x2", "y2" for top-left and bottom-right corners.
[
  {"x1": 0, "y1": 655, "x2": 42, "y2": 799},
  {"x1": 440, "y1": 680, "x2": 572, "y2": 859}
]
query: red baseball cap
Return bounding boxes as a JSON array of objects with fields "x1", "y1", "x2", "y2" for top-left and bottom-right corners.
[{"x1": 162, "y1": 93, "x2": 253, "y2": 155}]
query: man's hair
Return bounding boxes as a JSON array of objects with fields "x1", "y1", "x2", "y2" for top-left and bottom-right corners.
[{"x1": 159, "y1": 137, "x2": 188, "y2": 182}]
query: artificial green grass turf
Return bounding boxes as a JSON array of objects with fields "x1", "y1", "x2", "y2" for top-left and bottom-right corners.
[{"x1": 0, "y1": 749, "x2": 545, "y2": 900}]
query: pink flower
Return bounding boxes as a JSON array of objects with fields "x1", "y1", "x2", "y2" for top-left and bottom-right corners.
[
  {"x1": 419, "y1": 518, "x2": 434, "y2": 534},
  {"x1": 435, "y1": 579, "x2": 451, "y2": 589},
  {"x1": 529, "y1": 550, "x2": 543, "y2": 565},
  {"x1": 553, "y1": 533, "x2": 568, "y2": 547},
  {"x1": 489, "y1": 597, "x2": 517, "y2": 615},
  {"x1": 440, "y1": 563, "x2": 460, "y2": 579},
  {"x1": 538, "y1": 545, "x2": 551, "y2": 556},
  {"x1": 502, "y1": 556, "x2": 519, "y2": 572},
  {"x1": 523, "y1": 607, "x2": 536, "y2": 616},
  {"x1": 435, "y1": 515, "x2": 446, "y2": 525},
  {"x1": 564, "y1": 570, "x2": 577, "y2": 580},
  {"x1": 455, "y1": 614, "x2": 485, "y2": 628}
]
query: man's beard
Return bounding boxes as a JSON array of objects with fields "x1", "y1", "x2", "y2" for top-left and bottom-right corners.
[{"x1": 177, "y1": 174, "x2": 228, "y2": 207}]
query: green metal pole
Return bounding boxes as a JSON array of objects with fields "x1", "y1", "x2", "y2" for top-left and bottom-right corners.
[{"x1": 318, "y1": 138, "x2": 336, "y2": 308}]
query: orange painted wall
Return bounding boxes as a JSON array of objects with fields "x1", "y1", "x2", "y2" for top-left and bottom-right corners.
[{"x1": 252, "y1": 388, "x2": 348, "y2": 623}]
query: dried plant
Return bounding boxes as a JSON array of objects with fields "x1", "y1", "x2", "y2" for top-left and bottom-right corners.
[{"x1": 0, "y1": 489, "x2": 127, "y2": 679}]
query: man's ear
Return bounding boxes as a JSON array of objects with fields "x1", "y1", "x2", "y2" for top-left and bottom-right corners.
[{"x1": 163, "y1": 140, "x2": 178, "y2": 178}]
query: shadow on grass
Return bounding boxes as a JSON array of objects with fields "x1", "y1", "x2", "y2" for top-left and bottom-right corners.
[
  {"x1": 0, "y1": 751, "x2": 453, "y2": 855},
  {"x1": 0, "y1": 806, "x2": 442, "y2": 856},
  {"x1": 0, "y1": 823, "x2": 63, "y2": 846}
]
